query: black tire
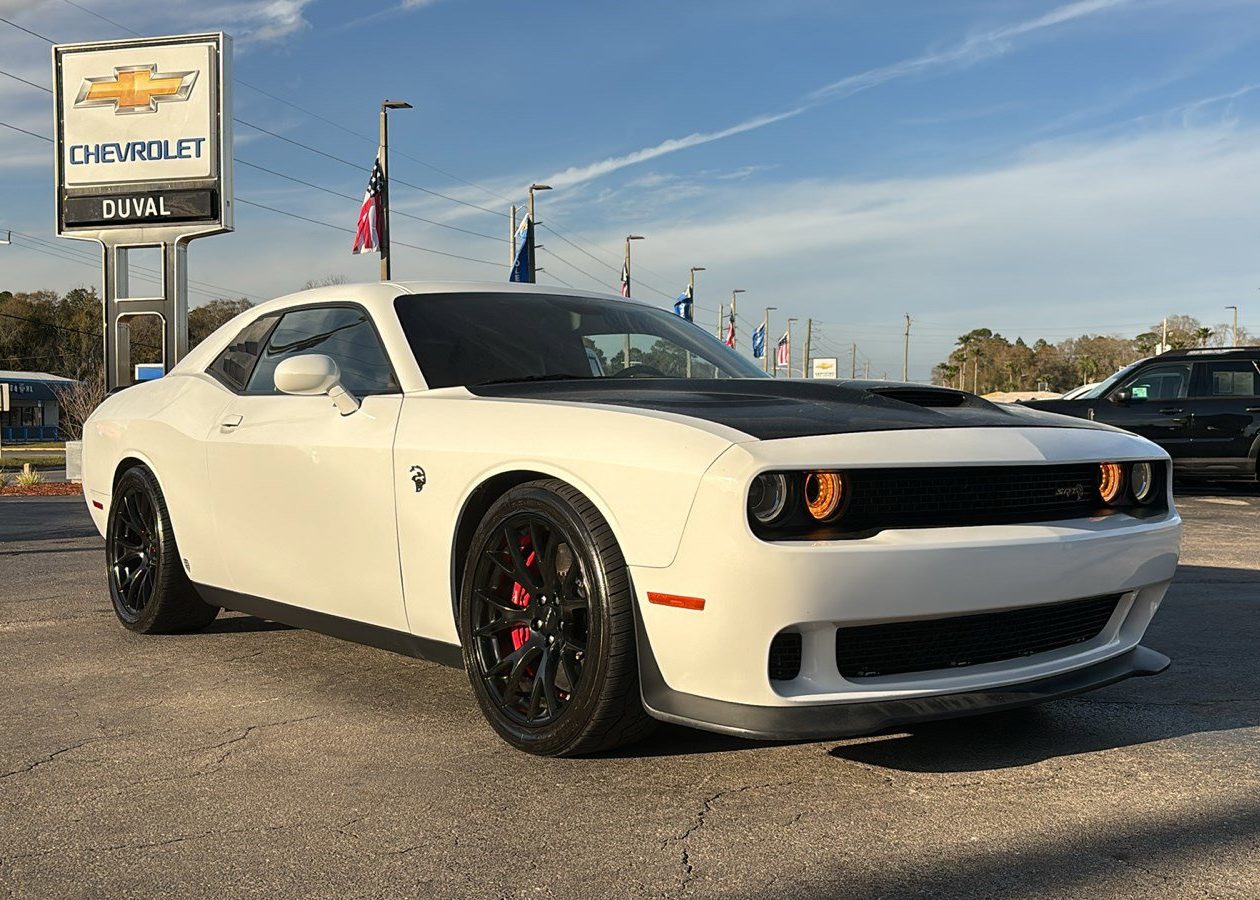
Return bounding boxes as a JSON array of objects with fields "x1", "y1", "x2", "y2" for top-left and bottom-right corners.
[
  {"x1": 106, "y1": 466, "x2": 219, "y2": 634},
  {"x1": 458, "y1": 478, "x2": 656, "y2": 756}
]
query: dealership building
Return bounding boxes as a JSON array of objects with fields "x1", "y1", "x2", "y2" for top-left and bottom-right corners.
[{"x1": 0, "y1": 371, "x2": 79, "y2": 442}]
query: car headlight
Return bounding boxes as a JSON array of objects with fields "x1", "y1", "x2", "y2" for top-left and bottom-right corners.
[
  {"x1": 1098, "y1": 462, "x2": 1124, "y2": 505},
  {"x1": 804, "y1": 471, "x2": 846, "y2": 522},
  {"x1": 1130, "y1": 461, "x2": 1155, "y2": 504},
  {"x1": 749, "y1": 473, "x2": 789, "y2": 525}
]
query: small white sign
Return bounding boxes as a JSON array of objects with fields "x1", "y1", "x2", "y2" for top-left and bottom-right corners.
[
  {"x1": 811, "y1": 357, "x2": 839, "y2": 379},
  {"x1": 0, "y1": 382, "x2": 9, "y2": 413}
]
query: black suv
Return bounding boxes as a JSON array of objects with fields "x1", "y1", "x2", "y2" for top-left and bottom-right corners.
[{"x1": 1025, "y1": 347, "x2": 1260, "y2": 481}]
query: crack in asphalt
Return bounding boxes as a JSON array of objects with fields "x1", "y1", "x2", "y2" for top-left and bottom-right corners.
[
  {"x1": 662, "y1": 780, "x2": 797, "y2": 892},
  {"x1": 189, "y1": 714, "x2": 323, "y2": 774},
  {"x1": 2, "y1": 823, "x2": 299, "y2": 861},
  {"x1": 0, "y1": 740, "x2": 88, "y2": 781}
]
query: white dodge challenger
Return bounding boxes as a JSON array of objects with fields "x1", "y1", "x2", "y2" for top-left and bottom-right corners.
[{"x1": 82, "y1": 282, "x2": 1182, "y2": 756}]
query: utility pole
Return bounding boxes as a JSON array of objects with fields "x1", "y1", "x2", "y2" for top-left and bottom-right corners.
[
  {"x1": 729, "y1": 290, "x2": 745, "y2": 349},
  {"x1": 851, "y1": 343, "x2": 857, "y2": 379},
  {"x1": 527, "y1": 184, "x2": 551, "y2": 282},
  {"x1": 973, "y1": 356, "x2": 979, "y2": 394},
  {"x1": 863, "y1": 359, "x2": 870, "y2": 379},
  {"x1": 785, "y1": 318, "x2": 797, "y2": 378},
  {"x1": 509, "y1": 205, "x2": 517, "y2": 267},
  {"x1": 623, "y1": 235, "x2": 645, "y2": 369},
  {"x1": 1161, "y1": 317, "x2": 1168, "y2": 353},
  {"x1": 802, "y1": 318, "x2": 812, "y2": 379},
  {"x1": 763, "y1": 307, "x2": 778, "y2": 374},
  {"x1": 378, "y1": 99, "x2": 412, "y2": 281},
  {"x1": 902, "y1": 314, "x2": 911, "y2": 382},
  {"x1": 1227, "y1": 305, "x2": 1239, "y2": 346},
  {"x1": 717, "y1": 304, "x2": 724, "y2": 339}
]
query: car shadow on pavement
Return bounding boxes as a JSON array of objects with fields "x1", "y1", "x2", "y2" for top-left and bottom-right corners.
[{"x1": 203, "y1": 613, "x2": 295, "y2": 634}]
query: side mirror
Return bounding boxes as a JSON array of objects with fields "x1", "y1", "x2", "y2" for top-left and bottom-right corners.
[
  {"x1": 274, "y1": 354, "x2": 360, "y2": 415},
  {"x1": 1110, "y1": 387, "x2": 1141, "y2": 405}
]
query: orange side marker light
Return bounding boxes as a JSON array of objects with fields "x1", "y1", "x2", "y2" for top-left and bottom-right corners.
[{"x1": 647, "y1": 592, "x2": 706, "y2": 611}]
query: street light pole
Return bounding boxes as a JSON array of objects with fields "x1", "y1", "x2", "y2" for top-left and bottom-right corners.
[
  {"x1": 1227, "y1": 305, "x2": 1239, "y2": 346},
  {"x1": 527, "y1": 183, "x2": 551, "y2": 283},
  {"x1": 378, "y1": 99, "x2": 412, "y2": 282},
  {"x1": 764, "y1": 307, "x2": 777, "y2": 374},
  {"x1": 902, "y1": 313, "x2": 912, "y2": 382},
  {"x1": 802, "y1": 318, "x2": 812, "y2": 379}
]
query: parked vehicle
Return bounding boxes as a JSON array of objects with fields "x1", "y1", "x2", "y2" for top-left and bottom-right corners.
[
  {"x1": 1026, "y1": 348, "x2": 1260, "y2": 481},
  {"x1": 82, "y1": 282, "x2": 1181, "y2": 756}
]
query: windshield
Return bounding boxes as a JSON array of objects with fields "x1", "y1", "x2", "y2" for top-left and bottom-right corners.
[
  {"x1": 1079, "y1": 359, "x2": 1148, "y2": 399},
  {"x1": 394, "y1": 292, "x2": 768, "y2": 388}
]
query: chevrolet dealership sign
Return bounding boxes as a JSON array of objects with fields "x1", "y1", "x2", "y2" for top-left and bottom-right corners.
[{"x1": 53, "y1": 33, "x2": 232, "y2": 235}]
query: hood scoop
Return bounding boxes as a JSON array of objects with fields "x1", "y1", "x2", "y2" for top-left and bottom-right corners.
[{"x1": 866, "y1": 386, "x2": 972, "y2": 408}]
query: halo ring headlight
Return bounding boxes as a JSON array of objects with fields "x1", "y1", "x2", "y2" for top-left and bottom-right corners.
[
  {"x1": 750, "y1": 473, "x2": 789, "y2": 525},
  {"x1": 804, "y1": 471, "x2": 846, "y2": 522},
  {"x1": 1130, "y1": 461, "x2": 1155, "y2": 504},
  {"x1": 1098, "y1": 462, "x2": 1124, "y2": 505}
]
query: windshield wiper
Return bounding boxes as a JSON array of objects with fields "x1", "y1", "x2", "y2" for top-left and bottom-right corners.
[{"x1": 476, "y1": 373, "x2": 589, "y2": 386}]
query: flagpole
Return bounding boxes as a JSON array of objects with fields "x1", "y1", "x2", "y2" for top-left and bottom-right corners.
[
  {"x1": 687, "y1": 266, "x2": 705, "y2": 378},
  {"x1": 763, "y1": 307, "x2": 776, "y2": 374},
  {"x1": 378, "y1": 100, "x2": 412, "y2": 281},
  {"x1": 785, "y1": 318, "x2": 797, "y2": 378},
  {"x1": 730, "y1": 289, "x2": 745, "y2": 350},
  {"x1": 623, "y1": 235, "x2": 644, "y2": 369}
]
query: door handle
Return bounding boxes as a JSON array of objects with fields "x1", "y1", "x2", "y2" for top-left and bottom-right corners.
[
  {"x1": 1158, "y1": 407, "x2": 1183, "y2": 414},
  {"x1": 1247, "y1": 407, "x2": 1260, "y2": 413},
  {"x1": 219, "y1": 414, "x2": 243, "y2": 433}
]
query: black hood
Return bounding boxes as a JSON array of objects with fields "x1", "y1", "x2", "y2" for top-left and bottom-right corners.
[{"x1": 470, "y1": 379, "x2": 1097, "y2": 441}]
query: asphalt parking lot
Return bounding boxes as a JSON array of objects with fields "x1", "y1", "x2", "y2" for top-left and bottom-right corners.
[{"x1": 1, "y1": 491, "x2": 1257, "y2": 899}]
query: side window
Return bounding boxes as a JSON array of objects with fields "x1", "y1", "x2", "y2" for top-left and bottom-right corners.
[
  {"x1": 1119, "y1": 363, "x2": 1191, "y2": 401},
  {"x1": 246, "y1": 306, "x2": 398, "y2": 396},
  {"x1": 1196, "y1": 361, "x2": 1260, "y2": 398},
  {"x1": 207, "y1": 315, "x2": 278, "y2": 391}
]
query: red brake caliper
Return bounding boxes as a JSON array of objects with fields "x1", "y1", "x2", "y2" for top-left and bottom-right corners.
[{"x1": 509, "y1": 536, "x2": 535, "y2": 651}]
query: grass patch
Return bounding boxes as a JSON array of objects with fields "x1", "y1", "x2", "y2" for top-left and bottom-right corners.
[{"x1": 0, "y1": 455, "x2": 65, "y2": 468}]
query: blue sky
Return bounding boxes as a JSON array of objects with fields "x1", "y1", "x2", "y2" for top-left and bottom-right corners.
[{"x1": 3, "y1": 0, "x2": 1260, "y2": 379}]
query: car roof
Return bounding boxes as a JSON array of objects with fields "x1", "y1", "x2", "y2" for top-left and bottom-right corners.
[{"x1": 1156, "y1": 346, "x2": 1260, "y2": 359}]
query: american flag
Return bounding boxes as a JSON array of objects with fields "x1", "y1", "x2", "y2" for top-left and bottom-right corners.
[
  {"x1": 620, "y1": 260, "x2": 631, "y2": 298},
  {"x1": 352, "y1": 158, "x2": 385, "y2": 254},
  {"x1": 725, "y1": 312, "x2": 736, "y2": 348},
  {"x1": 776, "y1": 332, "x2": 790, "y2": 368}
]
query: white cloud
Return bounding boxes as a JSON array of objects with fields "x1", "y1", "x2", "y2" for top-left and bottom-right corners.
[{"x1": 539, "y1": 0, "x2": 1131, "y2": 193}]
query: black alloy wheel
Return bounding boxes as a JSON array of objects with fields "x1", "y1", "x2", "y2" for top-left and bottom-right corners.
[
  {"x1": 469, "y1": 512, "x2": 590, "y2": 727},
  {"x1": 105, "y1": 466, "x2": 219, "y2": 634},
  {"x1": 109, "y1": 480, "x2": 160, "y2": 619},
  {"x1": 459, "y1": 479, "x2": 656, "y2": 756}
]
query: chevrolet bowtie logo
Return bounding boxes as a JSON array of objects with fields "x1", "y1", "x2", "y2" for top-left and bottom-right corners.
[{"x1": 74, "y1": 65, "x2": 197, "y2": 114}]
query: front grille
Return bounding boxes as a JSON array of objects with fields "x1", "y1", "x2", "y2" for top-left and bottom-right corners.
[
  {"x1": 835, "y1": 594, "x2": 1123, "y2": 678},
  {"x1": 841, "y1": 464, "x2": 1106, "y2": 532},
  {"x1": 769, "y1": 631, "x2": 803, "y2": 681}
]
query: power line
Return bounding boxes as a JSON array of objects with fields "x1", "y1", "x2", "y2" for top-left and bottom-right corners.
[
  {"x1": 234, "y1": 198, "x2": 503, "y2": 268},
  {"x1": 0, "y1": 15, "x2": 54, "y2": 43},
  {"x1": 0, "y1": 120, "x2": 51, "y2": 142},
  {"x1": 0, "y1": 67, "x2": 50, "y2": 93},
  {"x1": 234, "y1": 158, "x2": 504, "y2": 243},
  {"x1": 234, "y1": 119, "x2": 507, "y2": 218}
]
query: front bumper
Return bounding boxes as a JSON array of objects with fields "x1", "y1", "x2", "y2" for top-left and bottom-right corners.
[
  {"x1": 638, "y1": 625, "x2": 1170, "y2": 740},
  {"x1": 629, "y1": 428, "x2": 1182, "y2": 718}
]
